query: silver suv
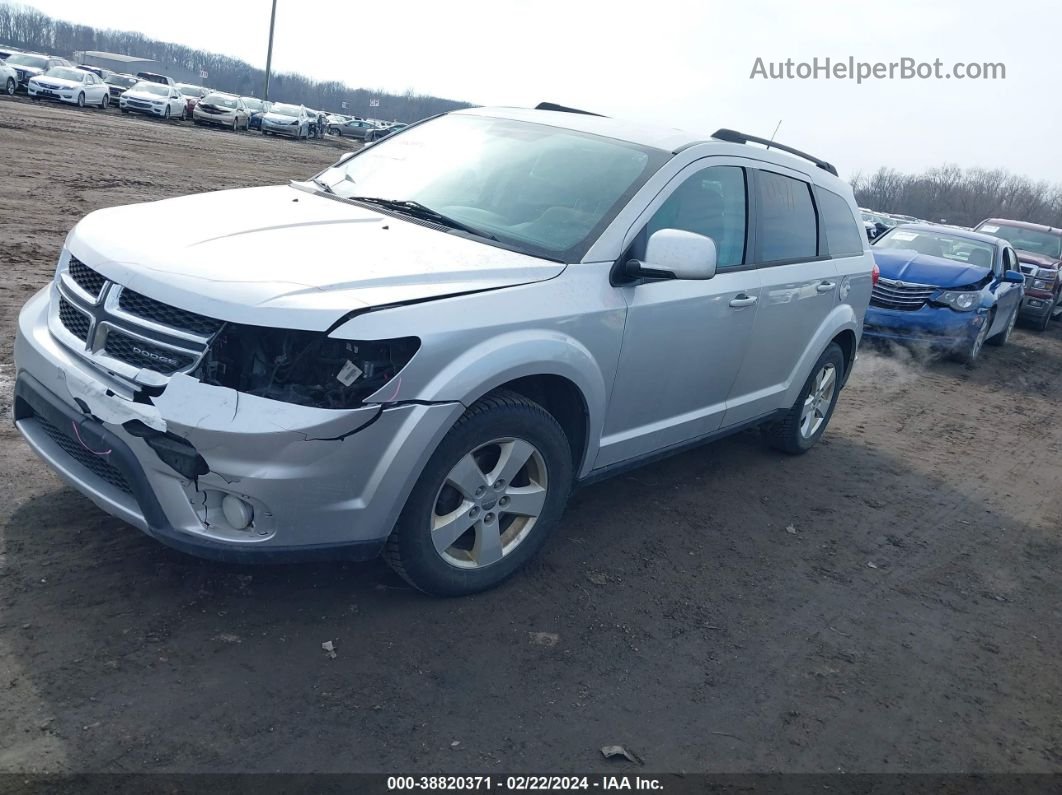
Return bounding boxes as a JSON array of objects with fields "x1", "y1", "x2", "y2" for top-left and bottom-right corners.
[{"x1": 13, "y1": 107, "x2": 874, "y2": 595}]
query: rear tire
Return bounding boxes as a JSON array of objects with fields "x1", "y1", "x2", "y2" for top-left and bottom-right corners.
[
  {"x1": 385, "y1": 390, "x2": 573, "y2": 596},
  {"x1": 765, "y1": 343, "x2": 845, "y2": 455}
]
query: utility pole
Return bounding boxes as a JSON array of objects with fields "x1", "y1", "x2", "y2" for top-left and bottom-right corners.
[{"x1": 263, "y1": 0, "x2": 278, "y2": 101}]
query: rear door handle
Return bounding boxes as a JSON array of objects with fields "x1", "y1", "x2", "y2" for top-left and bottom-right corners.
[
  {"x1": 816, "y1": 281, "x2": 837, "y2": 293},
  {"x1": 729, "y1": 294, "x2": 758, "y2": 308}
]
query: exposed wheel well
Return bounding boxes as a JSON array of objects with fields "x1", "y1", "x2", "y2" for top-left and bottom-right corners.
[
  {"x1": 490, "y1": 375, "x2": 589, "y2": 474},
  {"x1": 833, "y1": 329, "x2": 857, "y2": 381}
]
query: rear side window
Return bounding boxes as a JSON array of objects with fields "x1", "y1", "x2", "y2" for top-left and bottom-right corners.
[
  {"x1": 755, "y1": 171, "x2": 817, "y2": 262},
  {"x1": 819, "y1": 189, "x2": 865, "y2": 257},
  {"x1": 645, "y1": 165, "x2": 747, "y2": 268}
]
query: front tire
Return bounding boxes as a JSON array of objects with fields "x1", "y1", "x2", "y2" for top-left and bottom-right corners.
[
  {"x1": 959, "y1": 312, "x2": 993, "y2": 364},
  {"x1": 5, "y1": 77, "x2": 15, "y2": 95},
  {"x1": 163, "y1": 106, "x2": 170, "y2": 120},
  {"x1": 988, "y1": 304, "x2": 1017, "y2": 347},
  {"x1": 76, "y1": 92, "x2": 85, "y2": 108},
  {"x1": 386, "y1": 390, "x2": 574, "y2": 596},
  {"x1": 765, "y1": 343, "x2": 845, "y2": 455},
  {"x1": 100, "y1": 94, "x2": 109, "y2": 109}
]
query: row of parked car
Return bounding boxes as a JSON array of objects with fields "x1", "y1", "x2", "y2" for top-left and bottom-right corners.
[
  {"x1": 0, "y1": 46, "x2": 408, "y2": 142},
  {"x1": 863, "y1": 217, "x2": 1062, "y2": 363}
]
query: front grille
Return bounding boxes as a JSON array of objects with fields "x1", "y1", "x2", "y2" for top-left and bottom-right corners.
[
  {"x1": 58, "y1": 296, "x2": 91, "y2": 341},
  {"x1": 870, "y1": 280, "x2": 936, "y2": 312},
  {"x1": 68, "y1": 257, "x2": 106, "y2": 299},
  {"x1": 34, "y1": 415, "x2": 133, "y2": 494},
  {"x1": 118, "y1": 289, "x2": 222, "y2": 336},
  {"x1": 102, "y1": 331, "x2": 195, "y2": 375}
]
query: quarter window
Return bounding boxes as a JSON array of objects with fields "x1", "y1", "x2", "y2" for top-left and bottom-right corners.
[
  {"x1": 644, "y1": 165, "x2": 747, "y2": 268},
  {"x1": 755, "y1": 171, "x2": 818, "y2": 262},
  {"x1": 818, "y1": 189, "x2": 864, "y2": 257}
]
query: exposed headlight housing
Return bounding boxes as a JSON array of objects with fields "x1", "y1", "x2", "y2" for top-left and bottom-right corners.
[
  {"x1": 933, "y1": 290, "x2": 980, "y2": 312},
  {"x1": 195, "y1": 324, "x2": 420, "y2": 408},
  {"x1": 1033, "y1": 278, "x2": 1051, "y2": 290}
]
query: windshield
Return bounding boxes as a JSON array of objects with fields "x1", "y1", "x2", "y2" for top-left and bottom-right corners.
[
  {"x1": 106, "y1": 75, "x2": 136, "y2": 87},
  {"x1": 176, "y1": 84, "x2": 201, "y2": 95},
  {"x1": 7, "y1": 53, "x2": 47, "y2": 68},
  {"x1": 203, "y1": 93, "x2": 238, "y2": 108},
  {"x1": 271, "y1": 103, "x2": 301, "y2": 117},
  {"x1": 874, "y1": 228, "x2": 997, "y2": 267},
  {"x1": 975, "y1": 223, "x2": 1062, "y2": 259},
  {"x1": 45, "y1": 67, "x2": 84, "y2": 81},
  {"x1": 313, "y1": 114, "x2": 665, "y2": 261},
  {"x1": 242, "y1": 97, "x2": 263, "y2": 111},
  {"x1": 130, "y1": 82, "x2": 169, "y2": 96}
]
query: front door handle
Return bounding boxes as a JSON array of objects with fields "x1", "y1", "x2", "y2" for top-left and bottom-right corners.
[
  {"x1": 729, "y1": 294, "x2": 758, "y2": 308},
  {"x1": 816, "y1": 281, "x2": 837, "y2": 293}
]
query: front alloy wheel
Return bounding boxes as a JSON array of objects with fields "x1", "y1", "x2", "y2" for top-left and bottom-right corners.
[
  {"x1": 5, "y1": 77, "x2": 14, "y2": 95},
  {"x1": 431, "y1": 438, "x2": 549, "y2": 569},
  {"x1": 386, "y1": 390, "x2": 573, "y2": 595}
]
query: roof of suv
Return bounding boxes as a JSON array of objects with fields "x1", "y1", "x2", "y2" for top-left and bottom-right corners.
[
  {"x1": 457, "y1": 107, "x2": 847, "y2": 187},
  {"x1": 979, "y1": 218, "x2": 1062, "y2": 236}
]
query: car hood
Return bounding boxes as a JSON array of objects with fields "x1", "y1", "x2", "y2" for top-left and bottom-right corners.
[
  {"x1": 31, "y1": 76, "x2": 80, "y2": 89},
  {"x1": 1014, "y1": 250, "x2": 1060, "y2": 270},
  {"x1": 122, "y1": 89, "x2": 166, "y2": 101},
  {"x1": 871, "y1": 249, "x2": 990, "y2": 289},
  {"x1": 67, "y1": 184, "x2": 566, "y2": 332},
  {"x1": 263, "y1": 112, "x2": 298, "y2": 123}
]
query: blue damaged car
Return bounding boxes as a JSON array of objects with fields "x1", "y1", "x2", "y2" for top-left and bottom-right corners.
[{"x1": 863, "y1": 224, "x2": 1025, "y2": 363}]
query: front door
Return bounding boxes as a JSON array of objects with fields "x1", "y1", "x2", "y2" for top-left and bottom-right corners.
[{"x1": 597, "y1": 161, "x2": 759, "y2": 469}]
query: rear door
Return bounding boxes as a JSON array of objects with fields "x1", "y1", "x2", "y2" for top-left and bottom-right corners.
[
  {"x1": 597, "y1": 159, "x2": 761, "y2": 468},
  {"x1": 722, "y1": 167, "x2": 845, "y2": 426}
]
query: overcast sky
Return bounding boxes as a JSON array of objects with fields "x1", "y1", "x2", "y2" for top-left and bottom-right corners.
[{"x1": 22, "y1": 0, "x2": 1062, "y2": 182}]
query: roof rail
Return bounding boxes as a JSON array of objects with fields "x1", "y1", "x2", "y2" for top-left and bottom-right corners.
[
  {"x1": 711, "y1": 128, "x2": 838, "y2": 177},
  {"x1": 535, "y1": 102, "x2": 605, "y2": 117}
]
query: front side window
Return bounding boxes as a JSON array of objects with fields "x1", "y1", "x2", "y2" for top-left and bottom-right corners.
[
  {"x1": 819, "y1": 188, "x2": 865, "y2": 257},
  {"x1": 314, "y1": 114, "x2": 667, "y2": 261},
  {"x1": 755, "y1": 171, "x2": 818, "y2": 262},
  {"x1": 644, "y1": 165, "x2": 747, "y2": 268}
]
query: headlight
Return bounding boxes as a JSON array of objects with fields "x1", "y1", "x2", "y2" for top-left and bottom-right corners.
[
  {"x1": 1033, "y1": 278, "x2": 1051, "y2": 290},
  {"x1": 933, "y1": 290, "x2": 980, "y2": 312},
  {"x1": 195, "y1": 325, "x2": 420, "y2": 408}
]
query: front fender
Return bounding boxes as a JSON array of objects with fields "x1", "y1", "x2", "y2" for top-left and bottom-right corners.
[{"x1": 407, "y1": 330, "x2": 607, "y2": 477}]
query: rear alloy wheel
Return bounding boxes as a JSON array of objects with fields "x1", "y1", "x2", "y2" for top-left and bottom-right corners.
[
  {"x1": 76, "y1": 92, "x2": 85, "y2": 108},
  {"x1": 988, "y1": 305, "x2": 1017, "y2": 347},
  {"x1": 765, "y1": 342, "x2": 845, "y2": 454},
  {"x1": 5, "y1": 77, "x2": 15, "y2": 95},
  {"x1": 386, "y1": 390, "x2": 573, "y2": 596}
]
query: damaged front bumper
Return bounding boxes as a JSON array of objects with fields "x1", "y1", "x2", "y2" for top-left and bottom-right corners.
[{"x1": 13, "y1": 287, "x2": 464, "y2": 562}]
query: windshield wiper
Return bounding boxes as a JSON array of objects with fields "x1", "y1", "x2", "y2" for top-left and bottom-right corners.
[{"x1": 347, "y1": 196, "x2": 496, "y2": 241}]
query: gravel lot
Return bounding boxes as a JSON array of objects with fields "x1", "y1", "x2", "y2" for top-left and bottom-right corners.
[{"x1": 1, "y1": 97, "x2": 1060, "y2": 774}]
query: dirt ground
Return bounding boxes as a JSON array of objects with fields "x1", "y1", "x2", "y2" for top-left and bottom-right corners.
[{"x1": 0, "y1": 97, "x2": 1060, "y2": 775}]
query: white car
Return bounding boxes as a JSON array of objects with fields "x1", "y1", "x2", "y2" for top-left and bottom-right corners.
[
  {"x1": 0, "y1": 60, "x2": 16, "y2": 95},
  {"x1": 119, "y1": 81, "x2": 187, "y2": 120},
  {"x1": 27, "y1": 66, "x2": 111, "y2": 108}
]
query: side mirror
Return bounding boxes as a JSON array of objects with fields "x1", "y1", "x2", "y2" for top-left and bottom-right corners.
[
  {"x1": 627, "y1": 229, "x2": 718, "y2": 280},
  {"x1": 1003, "y1": 270, "x2": 1026, "y2": 284}
]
